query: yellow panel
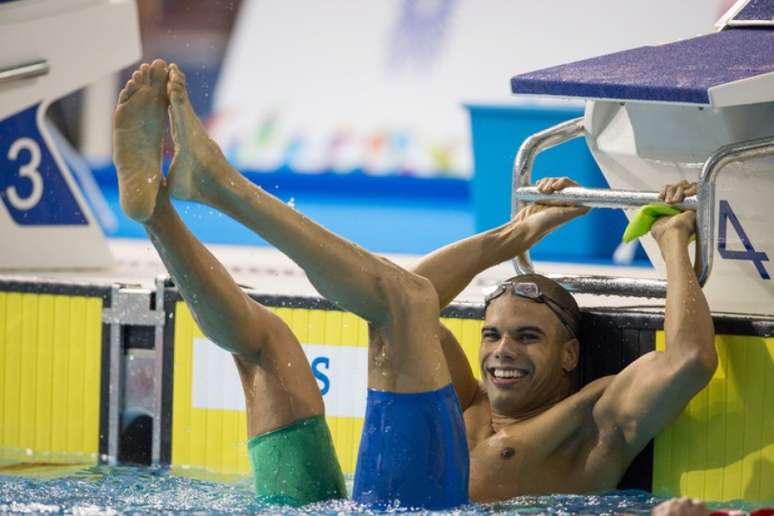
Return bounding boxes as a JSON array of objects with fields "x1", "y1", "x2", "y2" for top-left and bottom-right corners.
[
  {"x1": 653, "y1": 332, "x2": 774, "y2": 503},
  {"x1": 273, "y1": 307, "x2": 293, "y2": 328},
  {"x1": 50, "y1": 296, "x2": 71, "y2": 456},
  {"x1": 19, "y1": 295, "x2": 38, "y2": 455},
  {"x1": 237, "y1": 411, "x2": 248, "y2": 473},
  {"x1": 762, "y1": 339, "x2": 774, "y2": 499},
  {"x1": 82, "y1": 298, "x2": 102, "y2": 457},
  {"x1": 442, "y1": 317, "x2": 483, "y2": 380},
  {"x1": 3, "y1": 293, "x2": 22, "y2": 460},
  {"x1": 220, "y1": 410, "x2": 240, "y2": 473},
  {"x1": 327, "y1": 415, "x2": 363, "y2": 475},
  {"x1": 341, "y1": 312, "x2": 365, "y2": 347},
  {"x1": 0, "y1": 293, "x2": 5, "y2": 461},
  {"x1": 171, "y1": 302, "x2": 194, "y2": 466},
  {"x1": 66, "y1": 298, "x2": 86, "y2": 454},
  {"x1": 291, "y1": 308, "x2": 310, "y2": 343},
  {"x1": 35, "y1": 296, "x2": 54, "y2": 456},
  {"x1": 323, "y1": 310, "x2": 343, "y2": 347},
  {"x1": 308, "y1": 310, "x2": 325, "y2": 345},
  {"x1": 205, "y1": 408, "x2": 223, "y2": 473},
  {"x1": 0, "y1": 292, "x2": 101, "y2": 463}
]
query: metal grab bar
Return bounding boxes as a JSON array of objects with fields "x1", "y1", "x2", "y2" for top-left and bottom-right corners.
[
  {"x1": 697, "y1": 135, "x2": 774, "y2": 290},
  {"x1": 510, "y1": 117, "x2": 774, "y2": 298},
  {"x1": 514, "y1": 186, "x2": 697, "y2": 211},
  {"x1": 0, "y1": 60, "x2": 49, "y2": 85}
]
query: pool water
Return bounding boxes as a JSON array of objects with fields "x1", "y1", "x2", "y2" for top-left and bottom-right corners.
[{"x1": 0, "y1": 464, "x2": 758, "y2": 515}]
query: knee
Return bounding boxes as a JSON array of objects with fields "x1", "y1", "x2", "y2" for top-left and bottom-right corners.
[{"x1": 383, "y1": 270, "x2": 440, "y2": 317}]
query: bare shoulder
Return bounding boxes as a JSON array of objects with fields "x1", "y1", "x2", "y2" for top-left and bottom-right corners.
[{"x1": 464, "y1": 384, "x2": 494, "y2": 441}]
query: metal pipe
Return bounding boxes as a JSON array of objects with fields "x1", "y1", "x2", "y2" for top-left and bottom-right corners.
[
  {"x1": 545, "y1": 275, "x2": 669, "y2": 299},
  {"x1": 512, "y1": 117, "x2": 586, "y2": 188},
  {"x1": 514, "y1": 186, "x2": 697, "y2": 210},
  {"x1": 151, "y1": 277, "x2": 165, "y2": 466},
  {"x1": 511, "y1": 117, "x2": 585, "y2": 275},
  {"x1": 0, "y1": 60, "x2": 49, "y2": 85},
  {"x1": 106, "y1": 287, "x2": 122, "y2": 465},
  {"x1": 697, "y1": 134, "x2": 774, "y2": 286}
]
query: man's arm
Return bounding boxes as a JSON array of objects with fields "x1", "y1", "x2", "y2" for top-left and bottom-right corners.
[
  {"x1": 593, "y1": 191, "x2": 717, "y2": 459},
  {"x1": 413, "y1": 177, "x2": 589, "y2": 308},
  {"x1": 411, "y1": 177, "x2": 589, "y2": 408}
]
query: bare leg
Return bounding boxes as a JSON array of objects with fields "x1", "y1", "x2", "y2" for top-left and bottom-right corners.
[
  {"x1": 113, "y1": 61, "x2": 322, "y2": 437},
  {"x1": 111, "y1": 60, "x2": 166, "y2": 222},
  {"x1": 165, "y1": 64, "x2": 450, "y2": 393},
  {"x1": 145, "y1": 191, "x2": 323, "y2": 436}
]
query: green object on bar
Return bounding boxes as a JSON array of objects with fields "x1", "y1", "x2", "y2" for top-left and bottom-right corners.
[
  {"x1": 248, "y1": 415, "x2": 347, "y2": 506},
  {"x1": 622, "y1": 204, "x2": 683, "y2": 243}
]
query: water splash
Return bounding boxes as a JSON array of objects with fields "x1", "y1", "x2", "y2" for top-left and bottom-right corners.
[{"x1": 0, "y1": 465, "x2": 760, "y2": 515}]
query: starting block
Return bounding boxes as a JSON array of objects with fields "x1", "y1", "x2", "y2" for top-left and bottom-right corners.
[
  {"x1": 0, "y1": 0, "x2": 141, "y2": 270},
  {"x1": 509, "y1": 0, "x2": 774, "y2": 316}
]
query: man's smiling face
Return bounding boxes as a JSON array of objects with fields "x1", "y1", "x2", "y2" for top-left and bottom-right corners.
[{"x1": 480, "y1": 294, "x2": 578, "y2": 417}]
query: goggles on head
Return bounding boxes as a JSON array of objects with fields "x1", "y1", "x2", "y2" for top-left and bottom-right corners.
[{"x1": 484, "y1": 280, "x2": 577, "y2": 339}]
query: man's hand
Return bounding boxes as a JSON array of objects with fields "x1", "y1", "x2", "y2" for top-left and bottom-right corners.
[
  {"x1": 513, "y1": 177, "x2": 590, "y2": 233},
  {"x1": 651, "y1": 180, "x2": 698, "y2": 247},
  {"x1": 651, "y1": 498, "x2": 711, "y2": 516},
  {"x1": 660, "y1": 179, "x2": 697, "y2": 204},
  {"x1": 650, "y1": 210, "x2": 696, "y2": 246}
]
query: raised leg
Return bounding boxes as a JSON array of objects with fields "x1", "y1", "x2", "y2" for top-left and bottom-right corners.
[
  {"x1": 164, "y1": 63, "x2": 469, "y2": 508},
  {"x1": 113, "y1": 61, "x2": 345, "y2": 505},
  {"x1": 165, "y1": 63, "x2": 450, "y2": 394}
]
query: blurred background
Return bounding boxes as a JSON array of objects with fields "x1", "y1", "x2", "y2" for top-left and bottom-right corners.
[{"x1": 49, "y1": 0, "x2": 733, "y2": 260}]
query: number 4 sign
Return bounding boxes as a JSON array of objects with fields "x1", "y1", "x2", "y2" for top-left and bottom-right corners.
[{"x1": 718, "y1": 200, "x2": 770, "y2": 280}]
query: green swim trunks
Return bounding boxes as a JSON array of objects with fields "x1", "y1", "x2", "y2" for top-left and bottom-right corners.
[{"x1": 248, "y1": 414, "x2": 347, "y2": 507}]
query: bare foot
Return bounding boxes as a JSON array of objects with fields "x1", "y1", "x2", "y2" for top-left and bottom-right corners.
[
  {"x1": 112, "y1": 59, "x2": 168, "y2": 222},
  {"x1": 166, "y1": 63, "x2": 236, "y2": 205}
]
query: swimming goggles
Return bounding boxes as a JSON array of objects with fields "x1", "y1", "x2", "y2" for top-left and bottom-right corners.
[{"x1": 483, "y1": 281, "x2": 577, "y2": 339}]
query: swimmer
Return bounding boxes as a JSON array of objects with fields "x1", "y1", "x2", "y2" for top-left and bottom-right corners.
[
  {"x1": 114, "y1": 60, "x2": 467, "y2": 509},
  {"x1": 408, "y1": 177, "x2": 717, "y2": 500},
  {"x1": 114, "y1": 60, "x2": 716, "y2": 505}
]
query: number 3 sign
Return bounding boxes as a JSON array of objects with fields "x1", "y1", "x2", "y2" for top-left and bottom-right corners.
[{"x1": 0, "y1": 103, "x2": 86, "y2": 226}]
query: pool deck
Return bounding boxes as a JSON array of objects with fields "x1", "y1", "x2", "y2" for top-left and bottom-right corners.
[{"x1": 1, "y1": 238, "x2": 665, "y2": 310}]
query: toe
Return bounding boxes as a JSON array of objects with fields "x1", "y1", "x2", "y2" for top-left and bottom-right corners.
[
  {"x1": 150, "y1": 59, "x2": 168, "y2": 87},
  {"x1": 170, "y1": 63, "x2": 186, "y2": 83},
  {"x1": 122, "y1": 79, "x2": 141, "y2": 101},
  {"x1": 139, "y1": 63, "x2": 151, "y2": 84}
]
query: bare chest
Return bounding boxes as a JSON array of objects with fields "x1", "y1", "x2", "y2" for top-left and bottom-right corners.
[{"x1": 464, "y1": 400, "x2": 621, "y2": 502}]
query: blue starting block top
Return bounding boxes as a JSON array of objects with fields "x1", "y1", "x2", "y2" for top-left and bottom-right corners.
[
  {"x1": 732, "y1": 0, "x2": 774, "y2": 22},
  {"x1": 511, "y1": 28, "x2": 774, "y2": 106}
]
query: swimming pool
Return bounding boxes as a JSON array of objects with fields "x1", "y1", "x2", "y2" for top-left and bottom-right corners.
[{"x1": 0, "y1": 464, "x2": 760, "y2": 514}]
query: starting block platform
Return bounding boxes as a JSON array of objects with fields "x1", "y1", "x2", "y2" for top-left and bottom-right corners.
[
  {"x1": 510, "y1": 28, "x2": 774, "y2": 107},
  {"x1": 504, "y1": 0, "x2": 774, "y2": 318}
]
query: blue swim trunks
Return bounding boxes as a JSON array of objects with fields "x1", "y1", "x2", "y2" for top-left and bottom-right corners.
[{"x1": 352, "y1": 383, "x2": 469, "y2": 510}]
